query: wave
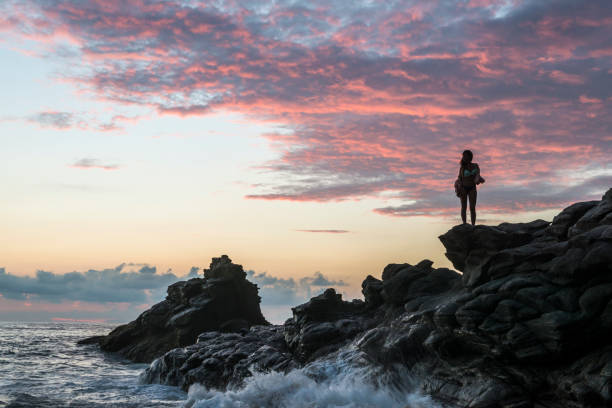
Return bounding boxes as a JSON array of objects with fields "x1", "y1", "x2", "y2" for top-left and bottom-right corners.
[{"x1": 183, "y1": 348, "x2": 438, "y2": 408}]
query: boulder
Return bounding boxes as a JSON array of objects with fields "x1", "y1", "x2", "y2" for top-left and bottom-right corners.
[
  {"x1": 438, "y1": 221, "x2": 548, "y2": 286},
  {"x1": 380, "y1": 260, "x2": 460, "y2": 305},
  {"x1": 283, "y1": 288, "x2": 369, "y2": 362},
  {"x1": 545, "y1": 200, "x2": 598, "y2": 240},
  {"x1": 568, "y1": 189, "x2": 612, "y2": 237},
  {"x1": 361, "y1": 275, "x2": 383, "y2": 307}
]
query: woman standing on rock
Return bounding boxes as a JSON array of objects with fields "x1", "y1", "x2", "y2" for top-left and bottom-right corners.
[{"x1": 457, "y1": 150, "x2": 484, "y2": 225}]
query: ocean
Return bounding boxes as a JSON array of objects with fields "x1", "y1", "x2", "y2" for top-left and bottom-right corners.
[
  {"x1": 0, "y1": 322, "x2": 185, "y2": 407},
  {"x1": 0, "y1": 322, "x2": 437, "y2": 408}
]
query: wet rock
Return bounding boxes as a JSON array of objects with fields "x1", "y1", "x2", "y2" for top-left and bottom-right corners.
[
  {"x1": 81, "y1": 255, "x2": 269, "y2": 362},
  {"x1": 361, "y1": 275, "x2": 383, "y2": 307},
  {"x1": 137, "y1": 188, "x2": 612, "y2": 407},
  {"x1": 76, "y1": 335, "x2": 104, "y2": 345},
  {"x1": 283, "y1": 288, "x2": 369, "y2": 362},
  {"x1": 141, "y1": 325, "x2": 297, "y2": 391},
  {"x1": 524, "y1": 311, "x2": 584, "y2": 358}
]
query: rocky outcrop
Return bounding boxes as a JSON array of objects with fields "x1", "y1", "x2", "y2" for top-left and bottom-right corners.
[
  {"x1": 283, "y1": 288, "x2": 370, "y2": 362},
  {"x1": 438, "y1": 219, "x2": 551, "y2": 287},
  {"x1": 124, "y1": 189, "x2": 612, "y2": 407},
  {"x1": 141, "y1": 325, "x2": 298, "y2": 391},
  {"x1": 141, "y1": 260, "x2": 466, "y2": 391},
  {"x1": 363, "y1": 188, "x2": 612, "y2": 407},
  {"x1": 79, "y1": 255, "x2": 269, "y2": 362}
]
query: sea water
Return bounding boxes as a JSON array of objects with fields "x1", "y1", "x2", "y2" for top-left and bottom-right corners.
[
  {"x1": 0, "y1": 322, "x2": 437, "y2": 408},
  {"x1": 0, "y1": 322, "x2": 185, "y2": 407}
]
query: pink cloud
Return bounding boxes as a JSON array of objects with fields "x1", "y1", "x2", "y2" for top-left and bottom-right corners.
[
  {"x1": 0, "y1": 297, "x2": 136, "y2": 313},
  {"x1": 70, "y1": 158, "x2": 120, "y2": 170},
  {"x1": 549, "y1": 70, "x2": 584, "y2": 85},
  {"x1": 296, "y1": 229, "x2": 350, "y2": 233},
  {"x1": 579, "y1": 95, "x2": 602, "y2": 104},
  {"x1": 2, "y1": 0, "x2": 610, "y2": 216}
]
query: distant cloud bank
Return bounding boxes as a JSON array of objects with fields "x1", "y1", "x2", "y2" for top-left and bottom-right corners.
[
  {"x1": 1, "y1": 0, "x2": 610, "y2": 216},
  {"x1": 247, "y1": 270, "x2": 347, "y2": 307},
  {"x1": 0, "y1": 264, "x2": 194, "y2": 304},
  {"x1": 0, "y1": 264, "x2": 348, "y2": 323}
]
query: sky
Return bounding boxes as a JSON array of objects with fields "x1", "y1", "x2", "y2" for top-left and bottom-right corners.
[{"x1": 0, "y1": 0, "x2": 610, "y2": 324}]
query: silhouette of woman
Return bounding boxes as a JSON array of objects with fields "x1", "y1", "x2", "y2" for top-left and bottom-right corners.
[{"x1": 458, "y1": 150, "x2": 483, "y2": 225}]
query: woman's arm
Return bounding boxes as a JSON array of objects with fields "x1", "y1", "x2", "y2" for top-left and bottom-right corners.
[{"x1": 474, "y1": 164, "x2": 485, "y2": 184}]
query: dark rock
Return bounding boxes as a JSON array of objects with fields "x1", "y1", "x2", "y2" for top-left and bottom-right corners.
[
  {"x1": 219, "y1": 318, "x2": 250, "y2": 333},
  {"x1": 203, "y1": 255, "x2": 247, "y2": 280},
  {"x1": 579, "y1": 283, "x2": 612, "y2": 317},
  {"x1": 381, "y1": 263, "x2": 410, "y2": 281},
  {"x1": 283, "y1": 288, "x2": 369, "y2": 362},
  {"x1": 547, "y1": 226, "x2": 612, "y2": 285},
  {"x1": 137, "y1": 188, "x2": 612, "y2": 407},
  {"x1": 361, "y1": 275, "x2": 383, "y2": 307},
  {"x1": 545, "y1": 200, "x2": 598, "y2": 240},
  {"x1": 141, "y1": 325, "x2": 297, "y2": 391},
  {"x1": 568, "y1": 189, "x2": 612, "y2": 238},
  {"x1": 546, "y1": 287, "x2": 579, "y2": 313},
  {"x1": 514, "y1": 285, "x2": 557, "y2": 313},
  {"x1": 380, "y1": 260, "x2": 460, "y2": 305},
  {"x1": 490, "y1": 299, "x2": 539, "y2": 322},
  {"x1": 81, "y1": 255, "x2": 268, "y2": 362},
  {"x1": 438, "y1": 223, "x2": 543, "y2": 286},
  {"x1": 433, "y1": 301, "x2": 460, "y2": 328},
  {"x1": 497, "y1": 219, "x2": 550, "y2": 236},
  {"x1": 523, "y1": 311, "x2": 584, "y2": 358},
  {"x1": 76, "y1": 335, "x2": 105, "y2": 345}
]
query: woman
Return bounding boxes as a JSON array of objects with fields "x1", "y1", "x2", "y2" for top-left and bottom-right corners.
[{"x1": 458, "y1": 150, "x2": 483, "y2": 225}]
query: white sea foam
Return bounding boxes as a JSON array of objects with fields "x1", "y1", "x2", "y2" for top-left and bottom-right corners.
[{"x1": 184, "y1": 348, "x2": 438, "y2": 408}]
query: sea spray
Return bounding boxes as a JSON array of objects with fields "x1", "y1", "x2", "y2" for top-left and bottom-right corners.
[{"x1": 183, "y1": 347, "x2": 438, "y2": 408}]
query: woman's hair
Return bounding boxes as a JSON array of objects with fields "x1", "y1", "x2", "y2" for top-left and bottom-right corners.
[{"x1": 461, "y1": 150, "x2": 473, "y2": 167}]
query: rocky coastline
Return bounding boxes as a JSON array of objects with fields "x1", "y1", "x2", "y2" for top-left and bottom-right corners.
[{"x1": 83, "y1": 188, "x2": 612, "y2": 407}]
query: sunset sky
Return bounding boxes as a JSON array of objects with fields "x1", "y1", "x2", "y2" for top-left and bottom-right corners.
[{"x1": 0, "y1": 0, "x2": 610, "y2": 323}]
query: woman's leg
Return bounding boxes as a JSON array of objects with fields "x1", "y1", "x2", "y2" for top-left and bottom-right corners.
[
  {"x1": 468, "y1": 188, "x2": 477, "y2": 225},
  {"x1": 460, "y1": 191, "x2": 468, "y2": 224}
]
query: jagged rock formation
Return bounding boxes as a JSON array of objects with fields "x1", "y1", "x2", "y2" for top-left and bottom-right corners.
[
  {"x1": 284, "y1": 288, "x2": 371, "y2": 362},
  {"x1": 79, "y1": 255, "x2": 269, "y2": 362},
  {"x1": 143, "y1": 325, "x2": 299, "y2": 391},
  {"x1": 116, "y1": 189, "x2": 612, "y2": 407},
  {"x1": 139, "y1": 262, "x2": 463, "y2": 392}
]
